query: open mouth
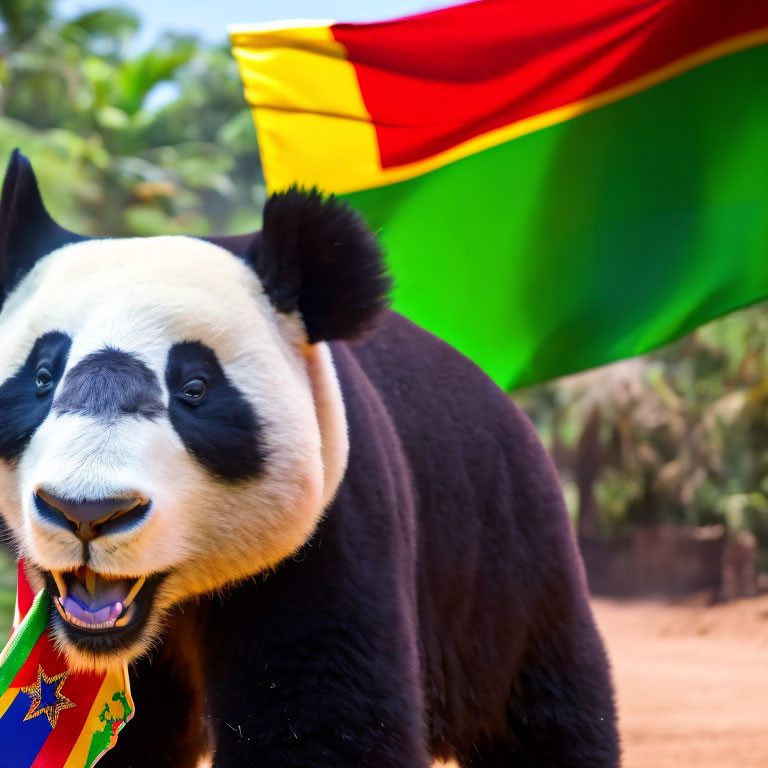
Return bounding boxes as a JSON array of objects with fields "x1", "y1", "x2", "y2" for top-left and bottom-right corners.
[
  {"x1": 45, "y1": 566, "x2": 167, "y2": 655},
  {"x1": 44, "y1": 567, "x2": 167, "y2": 655},
  {"x1": 50, "y1": 567, "x2": 146, "y2": 632}
]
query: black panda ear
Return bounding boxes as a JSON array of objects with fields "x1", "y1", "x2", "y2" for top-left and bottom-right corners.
[
  {"x1": 202, "y1": 188, "x2": 391, "y2": 343},
  {"x1": 251, "y1": 187, "x2": 391, "y2": 343},
  {"x1": 0, "y1": 149, "x2": 86, "y2": 308}
]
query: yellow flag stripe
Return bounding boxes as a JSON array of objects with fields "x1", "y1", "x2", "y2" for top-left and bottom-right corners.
[
  {"x1": 0, "y1": 687, "x2": 17, "y2": 720},
  {"x1": 231, "y1": 23, "x2": 379, "y2": 194}
]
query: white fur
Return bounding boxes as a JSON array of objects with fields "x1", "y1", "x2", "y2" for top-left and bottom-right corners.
[
  {"x1": 304, "y1": 342, "x2": 349, "y2": 509},
  {"x1": 0, "y1": 236, "x2": 350, "y2": 667}
]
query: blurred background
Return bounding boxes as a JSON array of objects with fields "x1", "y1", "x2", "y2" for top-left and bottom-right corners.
[{"x1": 1, "y1": 1, "x2": 767, "y2": 766}]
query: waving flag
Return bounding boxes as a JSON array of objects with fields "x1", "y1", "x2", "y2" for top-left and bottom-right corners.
[
  {"x1": 231, "y1": 0, "x2": 768, "y2": 389},
  {"x1": 0, "y1": 562, "x2": 133, "y2": 768}
]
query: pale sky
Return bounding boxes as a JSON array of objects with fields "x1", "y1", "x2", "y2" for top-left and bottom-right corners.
[{"x1": 58, "y1": 1, "x2": 450, "y2": 47}]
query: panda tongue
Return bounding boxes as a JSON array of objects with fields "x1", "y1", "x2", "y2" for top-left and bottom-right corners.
[
  {"x1": 66, "y1": 574, "x2": 130, "y2": 623},
  {"x1": 62, "y1": 595, "x2": 121, "y2": 625}
]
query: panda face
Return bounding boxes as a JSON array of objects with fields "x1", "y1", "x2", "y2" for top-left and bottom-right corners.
[
  {"x1": 0, "y1": 151, "x2": 389, "y2": 670},
  {"x1": 0, "y1": 236, "x2": 331, "y2": 667}
]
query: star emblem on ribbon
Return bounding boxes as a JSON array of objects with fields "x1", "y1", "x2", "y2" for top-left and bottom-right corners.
[{"x1": 20, "y1": 665, "x2": 76, "y2": 729}]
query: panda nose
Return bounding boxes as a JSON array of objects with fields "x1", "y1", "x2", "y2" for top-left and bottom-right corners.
[{"x1": 34, "y1": 489, "x2": 151, "y2": 542}]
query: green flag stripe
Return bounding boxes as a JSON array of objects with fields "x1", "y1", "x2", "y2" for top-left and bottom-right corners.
[
  {"x1": 0, "y1": 590, "x2": 48, "y2": 697},
  {"x1": 343, "y1": 43, "x2": 768, "y2": 389}
]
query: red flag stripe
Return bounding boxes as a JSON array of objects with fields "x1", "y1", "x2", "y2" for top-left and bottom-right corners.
[
  {"x1": 11, "y1": 633, "x2": 58, "y2": 688},
  {"x1": 332, "y1": 0, "x2": 768, "y2": 168},
  {"x1": 17, "y1": 561, "x2": 36, "y2": 619}
]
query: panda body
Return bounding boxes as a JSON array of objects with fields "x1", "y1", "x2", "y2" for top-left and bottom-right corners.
[
  {"x1": 0, "y1": 151, "x2": 618, "y2": 767},
  {"x1": 106, "y1": 313, "x2": 618, "y2": 767}
]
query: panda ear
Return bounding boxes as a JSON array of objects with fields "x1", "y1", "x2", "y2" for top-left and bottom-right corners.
[
  {"x1": 0, "y1": 149, "x2": 85, "y2": 308},
  {"x1": 251, "y1": 187, "x2": 391, "y2": 343}
]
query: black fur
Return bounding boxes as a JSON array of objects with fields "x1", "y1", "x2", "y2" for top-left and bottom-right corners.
[
  {"x1": 54, "y1": 347, "x2": 163, "y2": 419},
  {"x1": 102, "y1": 313, "x2": 619, "y2": 768},
  {"x1": 0, "y1": 150, "x2": 86, "y2": 310},
  {"x1": 0, "y1": 331, "x2": 71, "y2": 462},
  {"x1": 205, "y1": 187, "x2": 391, "y2": 343},
  {"x1": 165, "y1": 341, "x2": 265, "y2": 481}
]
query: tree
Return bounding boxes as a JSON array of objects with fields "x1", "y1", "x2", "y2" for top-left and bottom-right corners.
[{"x1": 0, "y1": 0, "x2": 264, "y2": 237}]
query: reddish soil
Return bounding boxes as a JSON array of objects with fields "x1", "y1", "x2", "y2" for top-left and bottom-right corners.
[
  {"x1": 594, "y1": 595, "x2": 768, "y2": 768},
  {"x1": 438, "y1": 595, "x2": 768, "y2": 768}
]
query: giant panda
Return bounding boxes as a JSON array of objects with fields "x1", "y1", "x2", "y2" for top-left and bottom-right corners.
[{"x1": 0, "y1": 150, "x2": 618, "y2": 767}]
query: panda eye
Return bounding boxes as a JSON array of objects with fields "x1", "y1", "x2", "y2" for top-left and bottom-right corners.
[
  {"x1": 35, "y1": 365, "x2": 53, "y2": 393},
  {"x1": 180, "y1": 378, "x2": 206, "y2": 403}
]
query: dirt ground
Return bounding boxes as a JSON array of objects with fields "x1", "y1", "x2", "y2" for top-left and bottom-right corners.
[{"x1": 593, "y1": 595, "x2": 768, "y2": 768}]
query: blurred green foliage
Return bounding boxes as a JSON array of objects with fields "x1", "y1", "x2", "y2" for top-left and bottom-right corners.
[
  {"x1": 0, "y1": 549, "x2": 14, "y2": 638},
  {"x1": 0, "y1": 0, "x2": 263, "y2": 239},
  {"x1": 517, "y1": 304, "x2": 768, "y2": 574},
  {"x1": 1, "y1": 0, "x2": 768, "y2": 640}
]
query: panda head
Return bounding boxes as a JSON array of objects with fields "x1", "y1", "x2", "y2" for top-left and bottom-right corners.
[{"x1": 0, "y1": 150, "x2": 389, "y2": 669}]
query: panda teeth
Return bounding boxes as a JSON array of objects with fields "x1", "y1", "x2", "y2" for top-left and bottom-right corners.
[
  {"x1": 67, "y1": 613, "x2": 118, "y2": 630},
  {"x1": 51, "y1": 571, "x2": 69, "y2": 600},
  {"x1": 122, "y1": 576, "x2": 146, "y2": 608},
  {"x1": 114, "y1": 601, "x2": 137, "y2": 627}
]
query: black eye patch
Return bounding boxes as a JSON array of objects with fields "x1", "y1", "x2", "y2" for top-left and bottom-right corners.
[
  {"x1": 0, "y1": 331, "x2": 71, "y2": 462},
  {"x1": 165, "y1": 341, "x2": 265, "y2": 481}
]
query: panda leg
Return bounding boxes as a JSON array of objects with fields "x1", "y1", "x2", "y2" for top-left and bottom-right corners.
[
  {"x1": 203, "y1": 629, "x2": 433, "y2": 768},
  {"x1": 204, "y1": 647, "x2": 432, "y2": 768},
  {"x1": 200, "y1": 584, "x2": 431, "y2": 768},
  {"x1": 453, "y1": 621, "x2": 619, "y2": 768},
  {"x1": 506, "y1": 615, "x2": 618, "y2": 766}
]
